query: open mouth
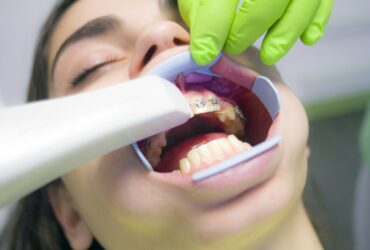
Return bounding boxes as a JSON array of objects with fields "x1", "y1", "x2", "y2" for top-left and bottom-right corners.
[{"x1": 133, "y1": 52, "x2": 280, "y2": 182}]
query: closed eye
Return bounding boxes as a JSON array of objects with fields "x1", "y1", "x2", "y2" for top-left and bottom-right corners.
[{"x1": 70, "y1": 59, "x2": 117, "y2": 88}]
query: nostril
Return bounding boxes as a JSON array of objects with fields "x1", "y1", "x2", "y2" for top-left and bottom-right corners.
[
  {"x1": 143, "y1": 45, "x2": 157, "y2": 66},
  {"x1": 173, "y1": 38, "x2": 187, "y2": 46}
]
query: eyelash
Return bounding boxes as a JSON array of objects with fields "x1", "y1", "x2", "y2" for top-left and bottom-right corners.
[{"x1": 71, "y1": 59, "x2": 117, "y2": 87}]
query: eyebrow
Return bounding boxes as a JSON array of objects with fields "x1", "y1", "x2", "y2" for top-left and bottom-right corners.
[{"x1": 51, "y1": 15, "x2": 121, "y2": 77}]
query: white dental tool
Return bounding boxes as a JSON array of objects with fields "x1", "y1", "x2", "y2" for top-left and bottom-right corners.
[{"x1": 0, "y1": 76, "x2": 192, "y2": 207}]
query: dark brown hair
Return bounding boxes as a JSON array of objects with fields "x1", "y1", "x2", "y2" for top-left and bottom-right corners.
[
  {"x1": 0, "y1": 0, "x2": 345, "y2": 249},
  {"x1": 27, "y1": 0, "x2": 73, "y2": 102}
]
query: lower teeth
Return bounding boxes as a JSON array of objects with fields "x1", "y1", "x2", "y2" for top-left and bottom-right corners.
[{"x1": 178, "y1": 135, "x2": 251, "y2": 174}]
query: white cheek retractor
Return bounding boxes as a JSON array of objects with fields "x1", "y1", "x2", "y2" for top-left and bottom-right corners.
[
  {"x1": 132, "y1": 51, "x2": 282, "y2": 181},
  {"x1": 0, "y1": 76, "x2": 192, "y2": 207}
]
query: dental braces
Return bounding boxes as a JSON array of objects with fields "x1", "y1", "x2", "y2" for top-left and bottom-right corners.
[
  {"x1": 209, "y1": 97, "x2": 221, "y2": 106},
  {"x1": 192, "y1": 96, "x2": 221, "y2": 108},
  {"x1": 190, "y1": 97, "x2": 221, "y2": 114},
  {"x1": 193, "y1": 98, "x2": 207, "y2": 108},
  {"x1": 235, "y1": 106, "x2": 246, "y2": 121}
]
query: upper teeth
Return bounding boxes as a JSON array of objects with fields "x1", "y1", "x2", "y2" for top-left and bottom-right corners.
[
  {"x1": 190, "y1": 96, "x2": 221, "y2": 114},
  {"x1": 215, "y1": 104, "x2": 246, "y2": 139}
]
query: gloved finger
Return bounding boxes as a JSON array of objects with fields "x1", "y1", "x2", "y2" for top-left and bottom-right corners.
[
  {"x1": 190, "y1": 0, "x2": 239, "y2": 65},
  {"x1": 178, "y1": 0, "x2": 196, "y2": 27},
  {"x1": 260, "y1": 0, "x2": 321, "y2": 65},
  {"x1": 224, "y1": 0, "x2": 290, "y2": 55},
  {"x1": 301, "y1": 0, "x2": 334, "y2": 45}
]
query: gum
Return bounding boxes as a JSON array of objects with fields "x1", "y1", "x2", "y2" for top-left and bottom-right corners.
[{"x1": 156, "y1": 132, "x2": 228, "y2": 173}]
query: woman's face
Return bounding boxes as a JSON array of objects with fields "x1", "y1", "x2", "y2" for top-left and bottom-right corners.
[{"x1": 48, "y1": 0, "x2": 309, "y2": 249}]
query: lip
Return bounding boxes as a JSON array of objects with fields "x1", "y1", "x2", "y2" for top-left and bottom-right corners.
[
  {"x1": 148, "y1": 117, "x2": 282, "y2": 206},
  {"x1": 136, "y1": 47, "x2": 283, "y2": 205}
]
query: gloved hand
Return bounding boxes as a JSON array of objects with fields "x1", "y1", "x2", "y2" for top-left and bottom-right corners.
[{"x1": 179, "y1": 0, "x2": 333, "y2": 65}]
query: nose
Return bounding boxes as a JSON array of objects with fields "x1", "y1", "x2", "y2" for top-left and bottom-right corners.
[{"x1": 129, "y1": 21, "x2": 189, "y2": 78}]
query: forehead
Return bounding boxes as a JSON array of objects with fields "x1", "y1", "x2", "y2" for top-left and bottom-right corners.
[{"x1": 48, "y1": 0, "x2": 176, "y2": 69}]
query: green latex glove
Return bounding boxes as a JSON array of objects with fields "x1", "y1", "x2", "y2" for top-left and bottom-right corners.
[
  {"x1": 360, "y1": 102, "x2": 370, "y2": 167},
  {"x1": 179, "y1": 0, "x2": 333, "y2": 65}
]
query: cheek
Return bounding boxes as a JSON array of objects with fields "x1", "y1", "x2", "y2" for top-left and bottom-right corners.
[
  {"x1": 91, "y1": 147, "x2": 203, "y2": 249},
  {"x1": 61, "y1": 161, "x2": 110, "y2": 236},
  {"x1": 279, "y1": 86, "x2": 309, "y2": 149},
  {"x1": 275, "y1": 91, "x2": 309, "y2": 209},
  {"x1": 254, "y1": 84, "x2": 309, "y2": 220},
  {"x1": 278, "y1": 143, "x2": 309, "y2": 204},
  {"x1": 62, "y1": 147, "x2": 187, "y2": 248},
  {"x1": 94, "y1": 146, "x2": 186, "y2": 216},
  {"x1": 280, "y1": 88, "x2": 309, "y2": 193}
]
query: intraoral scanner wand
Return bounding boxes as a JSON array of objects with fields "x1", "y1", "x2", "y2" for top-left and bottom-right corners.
[{"x1": 0, "y1": 76, "x2": 192, "y2": 207}]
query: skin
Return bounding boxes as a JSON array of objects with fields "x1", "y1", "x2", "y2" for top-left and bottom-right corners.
[{"x1": 47, "y1": 0, "x2": 322, "y2": 249}]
